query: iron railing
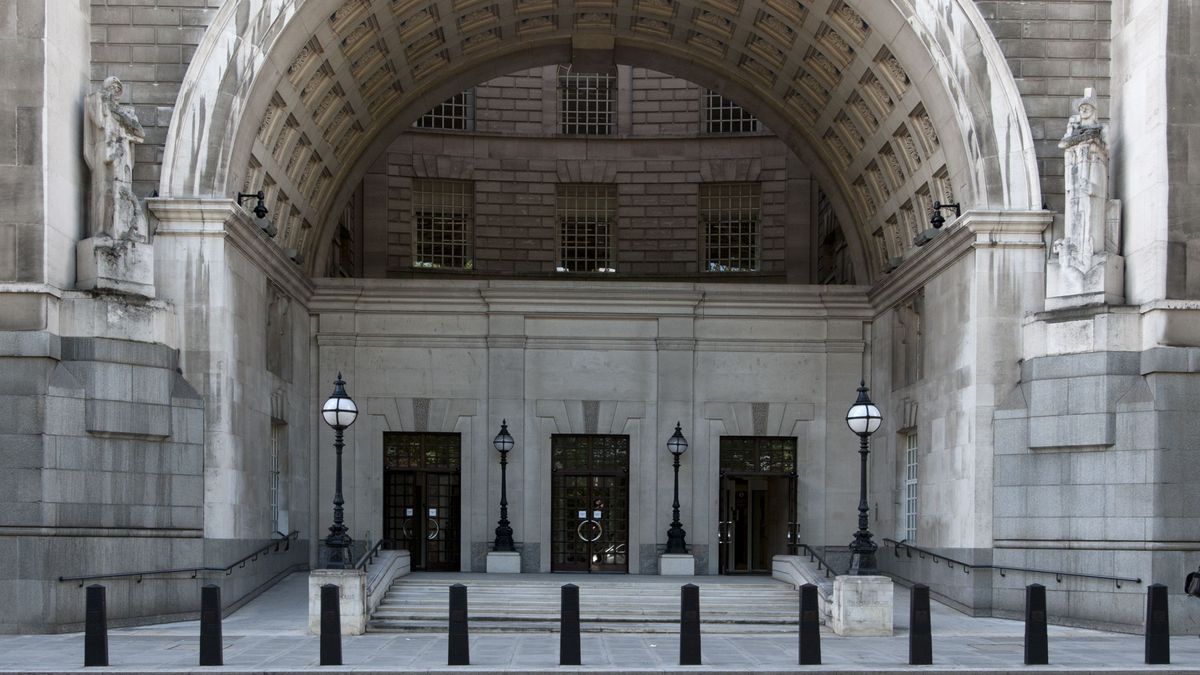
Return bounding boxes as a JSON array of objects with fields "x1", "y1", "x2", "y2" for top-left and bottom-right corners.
[
  {"x1": 355, "y1": 539, "x2": 387, "y2": 571},
  {"x1": 882, "y1": 538, "x2": 1142, "y2": 589},
  {"x1": 58, "y1": 531, "x2": 300, "y2": 587},
  {"x1": 795, "y1": 542, "x2": 843, "y2": 579}
]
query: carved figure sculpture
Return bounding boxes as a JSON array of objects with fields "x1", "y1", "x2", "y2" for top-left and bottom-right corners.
[
  {"x1": 1046, "y1": 88, "x2": 1123, "y2": 307},
  {"x1": 84, "y1": 76, "x2": 149, "y2": 242}
]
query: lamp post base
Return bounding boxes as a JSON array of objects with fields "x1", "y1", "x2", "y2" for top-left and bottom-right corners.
[
  {"x1": 830, "y1": 575, "x2": 893, "y2": 636},
  {"x1": 658, "y1": 553, "x2": 695, "y2": 576},
  {"x1": 485, "y1": 551, "x2": 521, "y2": 574},
  {"x1": 847, "y1": 549, "x2": 878, "y2": 576}
]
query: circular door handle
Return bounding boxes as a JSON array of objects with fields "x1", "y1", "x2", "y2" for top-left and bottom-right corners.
[
  {"x1": 576, "y1": 519, "x2": 602, "y2": 542},
  {"x1": 426, "y1": 517, "x2": 441, "y2": 540},
  {"x1": 400, "y1": 519, "x2": 411, "y2": 539}
]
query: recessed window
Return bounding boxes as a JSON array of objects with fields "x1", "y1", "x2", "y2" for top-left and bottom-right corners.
[
  {"x1": 557, "y1": 184, "x2": 616, "y2": 272},
  {"x1": 700, "y1": 183, "x2": 760, "y2": 272},
  {"x1": 270, "y1": 423, "x2": 285, "y2": 534},
  {"x1": 904, "y1": 432, "x2": 918, "y2": 544},
  {"x1": 413, "y1": 89, "x2": 475, "y2": 131},
  {"x1": 559, "y1": 70, "x2": 615, "y2": 135},
  {"x1": 703, "y1": 90, "x2": 759, "y2": 134},
  {"x1": 412, "y1": 179, "x2": 473, "y2": 269}
]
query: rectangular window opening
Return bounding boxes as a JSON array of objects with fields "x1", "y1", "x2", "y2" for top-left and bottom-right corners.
[
  {"x1": 412, "y1": 179, "x2": 473, "y2": 269},
  {"x1": 701, "y1": 183, "x2": 761, "y2": 272},
  {"x1": 559, "y1": 70, "x2": 616, "y2": 136},
  {"x1": 703, "y1": 90, "x2": 760, "y2": 134},
  {"x1": 557, "y1": 184, "x2": 616, "y2": 272},
  {"x1": 904, "y1": 432, "x2": 918, "y2": 544}
]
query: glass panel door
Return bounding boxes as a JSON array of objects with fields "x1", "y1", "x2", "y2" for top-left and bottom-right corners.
[
  {"x1": 551, "y1": 434, "x2": 629, "y2": 573},
  {"x1": 718, "y1": 436, "x2": 798, "y2": 574},
  {"x1": 383, "y1": 432, "x2": 461, "y2": 571}
]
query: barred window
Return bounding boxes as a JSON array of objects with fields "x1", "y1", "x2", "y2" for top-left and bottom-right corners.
[
  {"x1": 413, "y1": 89, "x2": 475, "y2": 131},
  {"x1": 559, "y1": 70, "x2": 615, "y2": 135},
  {"x1": 904, "y1": 432, "x2": 918, "y2": 543},
  {"x1": 703, "y1": 90, "x2": 759, "y2": 134},
  {"x1": 412, "y1": 179, "x2": 473, "y2": 269},
  {"x1": 557, "y1": 184, "x2": 616, "y2": 272},
  {"x1": 270, "y1": 423, "x2": 284, "y2": 534},
  {"x1": 700, "y1": 183, "x2": 760, "y2": 272}
]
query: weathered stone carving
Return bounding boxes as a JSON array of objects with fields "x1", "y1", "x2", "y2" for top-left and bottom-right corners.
[
  {"x1": 79, "y1": 77, "x2": 155, "y2": 296},
  {"x1": 1047, "y1": 88, "x2": 1124, "y2": 309},
  {"x1": 84, "y1": 76, "x2": 149, "y2": 243}
]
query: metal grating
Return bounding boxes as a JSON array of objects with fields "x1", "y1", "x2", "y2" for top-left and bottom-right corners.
[
  {"x1": 269, "y1": 424, "x2": 282, "y2": 533},
  {"x1": 904, "y1": 432, "x2": 918, "y2": 543},
  {"x1": 557, "y1": 184, "x2": 616, "y2": 272},
  {"x1": 703, "y1": 90, "x2": 759, "y2": 134},
  {"x1": 700, "y1": 183, "x2": 761, "y2": 272},
  {"x1": 559, "y1": 70, "x2": 615, "y2": 135},
  {"x1": 413, "y1": 89, "x2": 475, "y2": 131},
  {"x1": 412, "y1": 179, "x2": 473, "y2": 269}
]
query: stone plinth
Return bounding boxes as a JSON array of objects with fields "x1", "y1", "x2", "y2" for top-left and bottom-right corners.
[
  {"x1": 77, "y1": 236, "x2": 155, "y2": 298},
  {"x1": 659, "y1": 554, "x2": 695, "y2": 576},
  {"x1": 486, "y1": 551, "x2": 521, "y2": 573},
  {"x1": 308, "y1": 569, "x2": 367, "y2": 635},
  {"x1": 831, "y1": 575, "x2": 893, "y2": 636}
]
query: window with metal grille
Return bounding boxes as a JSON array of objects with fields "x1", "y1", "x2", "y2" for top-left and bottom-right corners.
[
  {"x1": 703, "y1": 90, "x2": 759, "y2": 134},
  {"x1": 412, "y1": 179, "x2": 473, "y2": 269},
  {"x1": 270, "y1": 423, "x2": 283, "y2": 534},
  {"x1": 557, "y1": 184, "x2": 616, "y2": 272},
  {"x1": 904, "y1": 432, "x2": 918, "y2": 543},
  {"x1": 700, "y1": 183, "x2": 760, "y2": 272},
  {"x1": 558, "y1": 70, "x2": 615, "y2": 135},
  {"x1": 413, "y1": 89, "x2": 475, "y2": 131}
]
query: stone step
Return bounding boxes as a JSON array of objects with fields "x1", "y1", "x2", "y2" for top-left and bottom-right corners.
[{"x1": 369, "y1": 574, "x2": 805, "y2": 633}]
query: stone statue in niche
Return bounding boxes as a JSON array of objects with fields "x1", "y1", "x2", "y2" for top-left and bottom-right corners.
[
  {"x1": 84, "y1": 76, "x2": 149, "y2": 242},
  {"x1": 78, "y1": 76, "x2": 155, "y2": 296},
  {"x1": 1046, "y1": 88, "x2": 1123, "y2": 309}
]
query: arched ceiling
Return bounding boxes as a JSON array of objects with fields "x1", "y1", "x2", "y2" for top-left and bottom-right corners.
[{"x1": 160, "y1": 0, "x2": 1042, "y2": 282}]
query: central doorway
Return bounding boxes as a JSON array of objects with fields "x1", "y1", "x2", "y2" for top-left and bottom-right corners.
[
  {"x1": 382, "y1": 432, "x2": 461, "y2": 571},
  {"x1": 718, "y1": 436, "x2": 798, "y2": 574},
  {"x1": 551, "y1": 434, "x2": 630, "y2": 573}
]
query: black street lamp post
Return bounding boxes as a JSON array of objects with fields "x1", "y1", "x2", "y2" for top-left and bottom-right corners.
[
  {"x1": 845, "y1": 380, "x2": 883, "y2": 575},
  {"x1": 321, "y1": 372, "x2": 358, "y2": 569},
  {"x1": 665, "y1": 422, "x2": 689, "y2": 555},
  {"x1": 492, "y1": 420, "x2": 515, "y2": 552}
]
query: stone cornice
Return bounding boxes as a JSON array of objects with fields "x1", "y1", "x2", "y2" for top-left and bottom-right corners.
[
  {"x1": 148, "y1": 198, "x2": 314, "y2": 304},
  {"x1": 869, "y1": 210, "x2": 1050, "y2": 311}
]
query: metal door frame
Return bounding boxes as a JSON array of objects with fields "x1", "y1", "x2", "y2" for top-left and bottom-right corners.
[
  {"x1": 717, "y1": 436, "x2": 798, "y2": 575},
  {"x1": 550, "y1": 434, "x2": 630, "y2": 573},
  {"x1": 382, "y1": 432, "x2": 461, "y2": 571}
]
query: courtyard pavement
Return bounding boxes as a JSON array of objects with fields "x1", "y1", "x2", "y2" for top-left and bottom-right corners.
[{"x1": 1, "y1": 573, "x2": 1199, "y2": 673}]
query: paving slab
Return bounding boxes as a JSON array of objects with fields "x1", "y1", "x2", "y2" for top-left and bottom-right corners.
[{"x1": 1, "y1": 573, "x2": 1199, "y2": 673}]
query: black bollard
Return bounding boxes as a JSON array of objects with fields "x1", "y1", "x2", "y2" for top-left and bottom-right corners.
[
  {"x1": 84, "y1": 584, "x2": 108, "y2": 667},
  {"x1": 909, "y1": 583, "x2": 932, "y2": 665},
  {"x1": 1145, "y1": 583, "x2": 1170, "y2": 665},
  {"x1": 319, "y1": 583, "x2": 342, "y2": 666},
  {"x1": 560, "y1": 583, "x2": 581, "y2": 666},
  {"x1": 448, "y1": 584, "x2": 470, "y2": 666},
  {"x1": 680, "y1": 583, "x2": 701, "y2": 665},
  {"x1": 199, "y1": 584, "x2": 223, "y2": 666},
  {"x1": 798, "y1": 583, "x2": 821, "y2": 665},
  {"x1": 1023, "y1": 583, "x2": 1048, "y2": 665}
]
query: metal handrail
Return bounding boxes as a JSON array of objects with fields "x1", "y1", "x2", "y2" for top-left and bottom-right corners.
[
  {"x1": 355, "y1": 539, "x2": 387, "y2": 571},
  {"x1": 882, "y1": 538, "x2": 1142, "y2": 589},
  {"x1": 795, "y1": 542, "x2": 842, "y2": 579},
  {"x1": 58, "y1": 531, "x2": 300, "y2": 587}
]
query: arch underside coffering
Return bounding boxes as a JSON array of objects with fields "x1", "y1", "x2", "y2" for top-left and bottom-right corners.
[{"x1": 160, "y1": 0, "x2": 1041, "y2": 282}]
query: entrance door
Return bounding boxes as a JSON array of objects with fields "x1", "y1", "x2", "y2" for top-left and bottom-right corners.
[
  {"x1": 551, "y1": 435, "x2": 629, "y2": 573},
  {"x1": 718, "y1": 436, "x2": 797, "y2": 574},
  {"x1": 383, "y1": 432, "x2": 461, "y2": 571}
]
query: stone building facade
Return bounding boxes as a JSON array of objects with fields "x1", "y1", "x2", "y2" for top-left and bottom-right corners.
[{"x1": 1, "y1": 0, "x2": 1199, "y2": 636}]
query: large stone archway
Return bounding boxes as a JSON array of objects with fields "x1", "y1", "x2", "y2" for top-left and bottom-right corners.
[{"x1": 160, "y1": 0, "x2": 1041, "y2": 281}]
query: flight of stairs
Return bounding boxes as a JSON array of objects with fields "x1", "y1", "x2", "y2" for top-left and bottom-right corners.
[{"x1": 369, "y1": 574, "x2": 804, "y2": 633}]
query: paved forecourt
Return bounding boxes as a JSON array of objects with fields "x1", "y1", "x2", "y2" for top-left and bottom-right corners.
[{"x1": 2, "y1": 573, "x2": 1200, "y2": 673}]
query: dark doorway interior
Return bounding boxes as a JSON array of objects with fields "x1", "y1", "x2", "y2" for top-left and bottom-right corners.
[
  {"x1": 718, "y1": 436, "x2": 798, "y2": 574},
  {"x1": 551, "y1": 434, "x2": 630, "y2": 573},
  {"x1": 383, "y1": 432, "x2": 461, "y2": 571}
]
